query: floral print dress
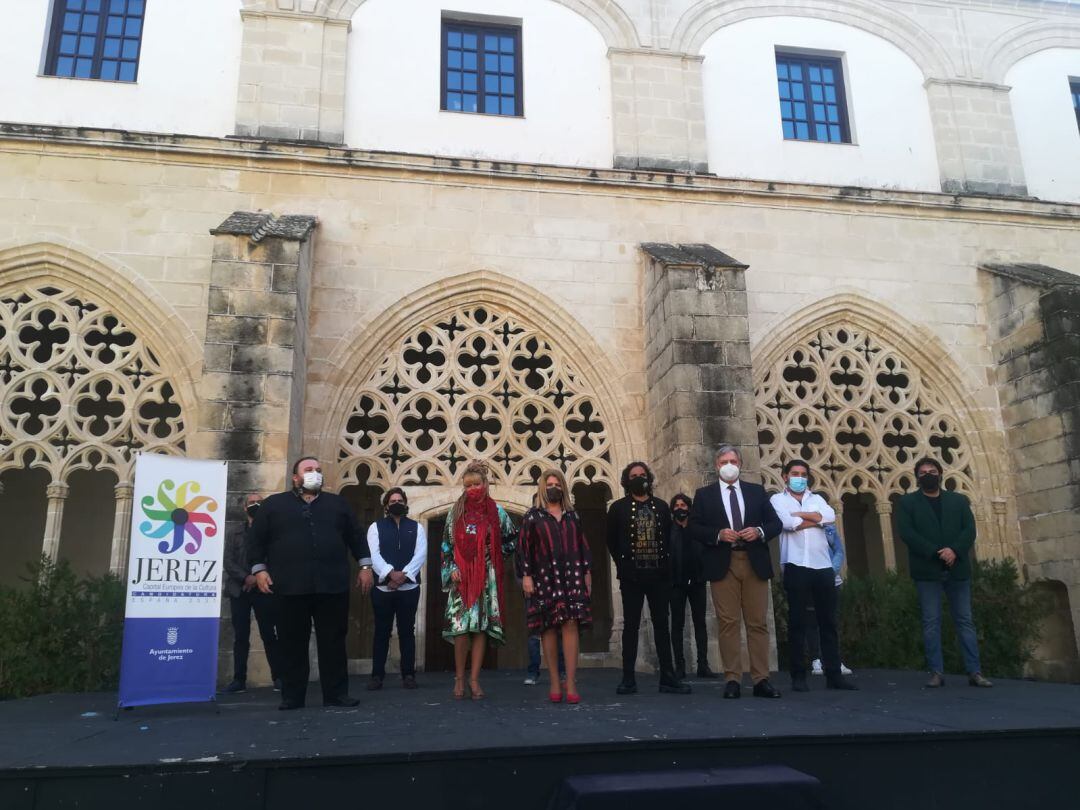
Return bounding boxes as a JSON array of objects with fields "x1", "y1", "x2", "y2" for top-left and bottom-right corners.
[{"x1": 441, "y1": 503, "x2": 516, "y2": 644}]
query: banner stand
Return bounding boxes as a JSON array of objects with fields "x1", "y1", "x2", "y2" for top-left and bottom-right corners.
[{"x1": 116, "y1": 454, "x2": 229, "y2": 713}]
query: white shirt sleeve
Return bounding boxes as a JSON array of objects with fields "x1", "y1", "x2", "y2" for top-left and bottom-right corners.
[
  {"x1": 815, "y1": 496, "x2": 836, "y2": 525},
  {"x1": 404, "y1": 522, "x2": 427, "y2": 582},
  {"x1": 770, "y1": 492, "x2": 803, "y2": 532},
  {"x1": 367, "y1": 522, "x2": 393, "y2": 580}
]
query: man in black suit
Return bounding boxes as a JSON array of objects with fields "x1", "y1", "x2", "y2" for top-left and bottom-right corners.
[
  {"x1": 250, "y1": 456, "x2": 374, "y2": 710},
  {"x1": 689, "y1": 445, "x2": 783, "y2": 699},
  {"x1": 606, "y1": 461, "x2": 691, "y2": 695}
]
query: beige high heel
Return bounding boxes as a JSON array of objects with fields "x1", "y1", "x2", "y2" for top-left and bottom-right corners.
[{"x1": 453, "y1": 676, "x2": 465, "y2": 700}]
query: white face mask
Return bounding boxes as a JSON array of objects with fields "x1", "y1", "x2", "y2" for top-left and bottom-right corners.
[
  {"x1": 718, "y1": 462, "x2": 740, "y2": 483},
  {"x1": 301, "y1": 470, "x2": 323, "y2": 492}
]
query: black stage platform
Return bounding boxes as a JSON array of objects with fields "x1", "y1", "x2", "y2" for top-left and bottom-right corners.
[{"x1": 2, "y1": 668, "x2": 1078, "y2": 809}]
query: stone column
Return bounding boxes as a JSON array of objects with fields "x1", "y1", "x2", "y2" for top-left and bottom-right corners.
[
  {"x1": 109, "y1": 482, "x2": 134, "y2": 577},
  {"x1": 235, "y1": 9, "x2": 349, "y2": 142},
  {"x1": 611, "y1": 50, "x2": 708, "y2": 173},
  {"x1": 925, "y1": 79, "x2": 1027, "y2": 196},
  {"x1": 876, "y1": 500, "x2": 897, "y2": 571},
  {"x1": 41, "y1": 482, "x2": 69, "y2": 562}
]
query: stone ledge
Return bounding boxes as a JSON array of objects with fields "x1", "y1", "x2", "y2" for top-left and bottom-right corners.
[
  {"x1": 981, "y1": 263, "x2": 1080, "y2": 289},
  {"x1": 211, "y1": 211, "x2": 318, "y2": 243},
  {"x1": 640, "y1": 242, "x2": 748, "y2": 270}
]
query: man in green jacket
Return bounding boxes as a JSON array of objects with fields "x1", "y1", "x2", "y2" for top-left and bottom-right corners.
[{"x1": 897, "y1": 457, "x2": 992, "y2": 689}]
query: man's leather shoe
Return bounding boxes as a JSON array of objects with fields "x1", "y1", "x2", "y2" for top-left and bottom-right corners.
[
  {"x1": 219, "y1": 680, "x2": 246, "y2": 694},
  {"x1": 615, "y1": 678, "x2": 638, "y2": 695},
  {"x1": 659, "y1": 672, "x2": 692, "y2": 694},
  {"x1": 366, "y1": 676, "x2": 383, "y2": 691},
  {"x1": 968, "y1": 673, "x2": 993, "y2": 688},
  {"x1": 278, "y1": 700, "x2": 303, "y2": 711},
  {"x1": 324, "y1": 696, "x2": 360, "y2": 707},
  {"x1": 674, "y1": 666, "x2": 686, "y2": 682},
  {"x1": 826, "y1": 675, "x2": 858, "y2": 690},
  {"x1": 791, "y1": 674, "x2": 810, "y2": 692},
  {"x1": 402, "y1": 675, "x2": 418, "y2": 689},
  {"x1": 696, "y1": 665, "x2": 719, "y2": 679},
  {"x1": 925, "y1": 672, "x2": 945, "y2": 688},
  {"x1": 753, "y1": 679, "x2": 781, "y2": 699},
  {"x1": 723, "y1": 680, "x2": 741, "y2": 699}
]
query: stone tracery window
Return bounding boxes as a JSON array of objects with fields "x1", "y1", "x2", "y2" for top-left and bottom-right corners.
[
  {"x1": 338, "y1": 306, "x2": 616, "y2": 491},
  {"x1": 0, "y1": 285, "x2": 187, "y2": 480},
  {"x1": 755, "y1": 324, "x2": 977, "y2": 501}
]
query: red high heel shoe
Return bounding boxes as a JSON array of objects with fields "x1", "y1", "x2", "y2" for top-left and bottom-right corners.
[
  {"x1": 566, "y1": 693, "x2": 580, "y2": 704},
  {"x1": 549, "y1": 691, "x2": 563, "y2": 703}
]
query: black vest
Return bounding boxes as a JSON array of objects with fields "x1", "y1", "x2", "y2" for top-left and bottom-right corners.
[{"x1": 376, "y1": 517, "x2": 420, "y2": 582}]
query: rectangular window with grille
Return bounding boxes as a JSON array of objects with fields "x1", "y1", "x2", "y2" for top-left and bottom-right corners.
[
  {"x1": 441, "y1": 19, "x2": 522, "y2": 117},
  {"x1": 1072, "y1": 78, "x2": 1080, "y2": 134},
  {"x1": 45, "y1": 0, "x2": 146, "y2": 82},
  {"x1": 775, "y1": 51, "x2": 851, "y2": 144}
]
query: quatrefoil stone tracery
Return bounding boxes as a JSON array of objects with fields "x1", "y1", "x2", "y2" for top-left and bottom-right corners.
[
  {"x1": 756, "y1": 325, "x2": 977, "y2": 502},
  {"x1": 0, "y1": 285, "x2": 187, "y2": 480},
  {"x1": 339, "y1": 306, "x2": 615, "y2": 491}
]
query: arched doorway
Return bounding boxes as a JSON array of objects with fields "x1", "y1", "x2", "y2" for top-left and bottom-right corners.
[{"x1": 327, "y1": 297, "x2": 626, "y2": 671}]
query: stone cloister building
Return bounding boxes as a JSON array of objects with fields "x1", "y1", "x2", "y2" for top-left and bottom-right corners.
[{"x1": 1, "y1": 0, "x2": 1080, "y2": 680}]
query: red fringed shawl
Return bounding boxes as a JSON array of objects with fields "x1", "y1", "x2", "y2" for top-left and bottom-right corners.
[{"x1": 453, "y1": 491, "x2": 503, "y2": 614}]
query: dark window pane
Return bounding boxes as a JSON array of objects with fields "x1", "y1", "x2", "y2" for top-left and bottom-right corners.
[
  {"x1": 484, "y1": 52, "x2": 498, "y2": 72},
  {"x1": 107, "y1": 15, "x2": 122, "y2": 35},
  {"x1": 447, "y1": 92, "x2": 462, "y2": 111},
  {"x1": 823, "y1": 67, "x2": 834, "y2": 83},
  {"x1": 78, "y1": 36, "x2": 95, "y2": 56},
  {"x1": 829, "y1": 125, "x2": 841, "y2": 142},
  {"x1": 85, "y1": 0, "x2": 101, "y2": 10},
  {"x1": 796, "y1": 122, "x2": 809, "y2": 139},
  {"x1": 103, "y1": 37, "x2": 120, "y2": 57},
  {"x1": 56, "y1": 56, "x2": 75, "y2": 76},
  {"x1": 794, "y1": 102, "x2": 806, "y2": 119},
  {"x1": 125, "y1": 17, "x2": 141, "y2": 36},
  {"x1": 484, "y1": 35, "x2": 498, "y2": 51},
  {"x1": 128, "y1": 0, "x2": 143, "y2": 13},
  {"x1": 484, "y1": 95, "x2": 499, "y2": 114},
  {"x1": 500, "y1": 76, "x2": 514, "y2": 94},
  {"x1": 122, "y1": 38, "x2": 138, "y2": 59},
  {"x1": 778, "y1": 80, "x2": 790, "y2": 99},
  {"x1": 463, "y1": 93, "x2": 477, "y2": 112},
  {"x1": 813, "y1": 103, "x2": 825, "y2": 119},
  {"x1": 790, "y1": 64, "x2": 802, "y2": 81},
  {"x1": 100, "y1": 60, "x2": 118, "y2": 80},
  {"x1": 447, "y1": 31, "x2": 461, "y2": 48},
  {"x1": 780, "y1": 101, "x2": 792, "y2": 118},
  {"x1": 463, "y1": 33, "x2": 476, "y2": 49},
  {"x1": 500, "y1": 55, "x2": 513, "y2": 73},
  {"x1": 500, "y1": 36, "x2": 514, "y2": 53},
  {"x1": 75, "y1": 58, "x2": 92, "y2": 78},
  {"x1": 110, "y1": 0, "x2": 125, "y2": 12},
  {"x1": 81, "y1": 13, "x2": 98, "y2": 33},
  {"x1": 484, "y1": 74, "x2": 499, "y2": 93},
  {"x1": 463, "y1": 72, "x2": 476, "y2": 91},
  {"x1": 447, "y1": 49, "x2": 461, "y2": 69},
  {"x1": 64, "y1": 12, "x2": 81, "y2": 32},
  {"x1": 816, "y1": 123, "x2": 828, "y2": 141},
  {"x1": 118, "y1": 61, "x2": 136, "y2": 81},
  {"x1": 792, "y1": 83, "x2": 804, "y2": 100},
  {"x1": 827, "y1": 106, "x2": 839, "y2": 123},
  {"x1": 60, "y1": 34, "x2": 77, "y2": 54},
  {"x1": 809, "y1": 66, "x2": 821, "y2": 82},
  {"x1": 777, "y1": 62, "x2": 788, "y2": 79},
  {"x1": 443, "y1": 22, "x2": 522, "y2": 117},
  {"x1": 447, "y1": 71, "x2": 461, "y2": 90},
  {"x1": 783, "y1": 120, "x2": 795, "y2": 139},
  {"x1": 67, "y1": 0, "x2": 84, "y2": 9},
  {"x1": 825, "y1": 85, "x2": 836, "y2": 103},
  {"x1": 462, "y1": 51, "x2": 476, "y2": 70},
  {"x1": 811, "y1": 84, "x2": 823, "y2": 102},
  {"x1": 501, "y1": 97, "x2": 515, "y2": 115},
  {"x1": 775, "y1": 52, "x2": 848, "y2": 143}
]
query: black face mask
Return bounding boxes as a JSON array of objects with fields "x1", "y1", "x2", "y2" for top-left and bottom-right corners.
[
  {"x1": 672, "y1": 508, "x2": 689, "y2": 521},
  {"x1": 246, "y1": 504, "x2": 260, "y2": 518},
  {"x1": 918, "y1": 473, "x2": 941, "y2": 492},
  {"x1": 387, "y1": 502, "x2": 408, "y2": 518},
  {"x1": 628, "y1": 476, "x2": 649, "y2": 496},
  {"x1": 545, "y1": 487, "x2": 563, "y2": 504}
]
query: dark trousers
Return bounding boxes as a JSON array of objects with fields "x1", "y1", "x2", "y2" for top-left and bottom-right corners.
[
  {"x1": 671, "y1": 582, "x2": 709, "y2": 672},
  {"x1": 278, "y1": 591, "x2": 350, "y2": 706},
  {"x1": 229, "y1": 590, "x2": 281, "y2": 683},
  {"x1": 784, "y1": 564, "x2": 840, "y2": 677},
  {"x1": 371, "y1": 587, "x2": 420, "y2": 679},
  {"x1": 805, "y1": 586, "x2": 842, "y2": 661},
  {"x1": 620, "y1": 579, "x2": 675, "y2": 678}
]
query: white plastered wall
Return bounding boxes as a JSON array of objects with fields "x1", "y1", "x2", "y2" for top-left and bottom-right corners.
[
  {"x1": 344, "y1": 0, "x2": 613, "y2": 167},
  {"x1": 0, "y1": 0, "x2": 241, "y2": 137},
  {"x1": 1007, "y1": 48, "x2": 1080, "y2": 204},
  {"x1": 700, "y1": 16, "x2": 940, "y2": 191}
]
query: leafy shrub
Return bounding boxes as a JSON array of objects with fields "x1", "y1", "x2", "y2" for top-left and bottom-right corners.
[
  {"x1": 0, "y1": 556, "x2": 125, "y2": 700},
  {"x1": 773, "y1": 559, "x2": 1051, "y2": 678}
]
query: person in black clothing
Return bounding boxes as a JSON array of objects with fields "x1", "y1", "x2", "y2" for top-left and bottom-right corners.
[
  {"x1": 606, "y1": 461, "x2": 691, "y2": 695},
  {"x1": 366, "y1": 487, "x2": 427, "y2": 691},
  {"x1": 250, "y1": 456, "x2": 374, "y2": 710},
  {"x1": 669, "y1": 493, "x2": 717, "y2": 682},
  {"x1": 220, "y1": 492, "x2": 282, "y2": 694}
]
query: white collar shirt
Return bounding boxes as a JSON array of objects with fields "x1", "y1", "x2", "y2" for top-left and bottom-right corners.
[
  {"x1": 770, "y1": 489, "x2": 835, "y2": 570},
  {"x1": 719, "y1": 479, "x2": 746, "y2": 529},
  {"x1": 366, "y1": 520, "x2": 428, "y2": 592}
]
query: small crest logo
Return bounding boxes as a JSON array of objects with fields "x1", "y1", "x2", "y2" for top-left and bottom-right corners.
[
  {"x1": 166, "y1": 627, "x2": 179, "y2": 646},
  {"x1": 139, "y1": 479, "x2": 219, "y2": 554}
]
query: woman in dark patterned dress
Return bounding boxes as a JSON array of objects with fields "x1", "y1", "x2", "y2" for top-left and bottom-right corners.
[{"x1": 517, "y1": 468, "x2": 592, "y2": 704}]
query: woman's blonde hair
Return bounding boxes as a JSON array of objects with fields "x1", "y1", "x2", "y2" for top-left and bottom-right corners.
[{"x1": 536, "y1": 467, "x2": 572, "y2": 511}]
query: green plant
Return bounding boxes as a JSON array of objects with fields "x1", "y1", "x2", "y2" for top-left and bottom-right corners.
[
  {"x1": 772, "y1": 559, "x2": 1051, "y2": 678},
  {"x1": 0, "y1": 556, "x2": 125, "y2": 700}
]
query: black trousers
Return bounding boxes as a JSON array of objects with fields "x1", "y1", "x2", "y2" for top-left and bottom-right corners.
[
  {"x1": 805, "y1": 586, "x2": 842, "y2": 661},
  {"x1": 620, "y1": 579, "x2": 675, "y2": 678},
  {"x1": 371, "y1": 587, "x2": 421, "y2": 678},
  {"x1": 671, "y1": 582, "x2": 709, "y2": 672},
  {"x1": 278, "y1": 591, "x2": 350, "y2": 706},
  {"x1": 784, "y1": 564, "x2": 840, "y2": 677},
  {"x1": 229, "y1": 590, "x2": 282, "y2": 683}
]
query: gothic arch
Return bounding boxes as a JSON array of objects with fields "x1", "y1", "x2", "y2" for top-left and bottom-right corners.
[
  {"x1": 672, "y1": 0, "x2": 954, "y2": 79},
  {"x1": 317, "y1": 271, "x2": 635, "y2": 494},
  {"x1": 751, "y1": 294, "x2": 1004, "y2": 524},
  {"x1": 0, "y1": 243, "x2": 199, "y2": 483},
  {"x1": 983, "y1": 21, "x2": 1080, "y2": 84},
  {"x1": 244, "y1": 0, "x2": 641, "y2": 48}
]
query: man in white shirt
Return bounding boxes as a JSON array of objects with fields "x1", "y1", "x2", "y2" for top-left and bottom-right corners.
[
  {"x1": 770, "y1": 460, "x2": 856, "y2": 693},
  {"x1": 366, "y1": 488, "x2": 427, "y2": 690}
]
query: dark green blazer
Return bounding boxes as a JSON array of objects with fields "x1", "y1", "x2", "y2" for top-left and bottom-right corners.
[{"x1": 896, "y1": 490, "x2": 976, "y2": 581}]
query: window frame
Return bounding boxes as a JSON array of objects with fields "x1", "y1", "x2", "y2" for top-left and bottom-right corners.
[
  {"x1": 775, "y1": 49, "x2": 852, "y2": 145},
  {"x1": 44, "y1": 0, "x2": 146, "y2": 83},
  {"x1": 440, "y1": 18, "x2": 524, "y2": 118},
  {"x1": 1071, "y1": 78, "x2": 1080, "y2": 135}
]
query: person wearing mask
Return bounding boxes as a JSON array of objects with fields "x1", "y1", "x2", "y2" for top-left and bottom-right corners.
[
  {"x1": 897, "y1": 457, "x2": 992, "y2": 689},
  {"x1": 250, "y1": 457, "x2": 374, "y2": 710},
  {"x1": 221, "y1": 492, "x2": 282, "y2": 693},
  {"x1": 689, "y1": 445, "x2": 783, "y2": 699},
  {"x1": 366, "y1": 488, "x2": 426, "y2": 691},
  {"x1": 770, "y1": 460, "x2": 856, "y2": 693},
  {"x1": 669, "y1": 493, "x2": 716, "y2": 682},
  {"x1": 517, "y1": 469, "x2": 592, "y2": 703},
  {"x1": 606, "y1": 461, "x2": 691, "y2": 695},
  {"x1": 441, "y1": 460, "x2": 517, "y2": 700}
]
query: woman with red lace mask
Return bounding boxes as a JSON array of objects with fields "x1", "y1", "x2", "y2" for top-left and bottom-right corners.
[{"x1": 441, "y1": 460, "x2": 517, "y2": 699}]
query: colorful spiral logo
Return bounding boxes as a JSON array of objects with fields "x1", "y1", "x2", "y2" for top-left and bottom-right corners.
[{"x1": 139, "y1": 479, "x2": 219, "y2": 554}]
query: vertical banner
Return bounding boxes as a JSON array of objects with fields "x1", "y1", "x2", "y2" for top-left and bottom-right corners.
[{"x1": 118, "y1": 454, "x2": 228, "y2": 708}]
